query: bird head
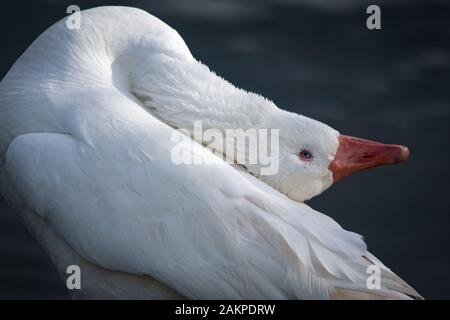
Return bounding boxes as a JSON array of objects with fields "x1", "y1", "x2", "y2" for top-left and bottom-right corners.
[{"x1": 255, "y1": 110, "x2": 409, "y2": 202}]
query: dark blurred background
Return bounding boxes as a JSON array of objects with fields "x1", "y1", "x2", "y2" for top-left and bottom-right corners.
[{"x1": 0, "y1": 0, "x2": 449, "y2": 299}]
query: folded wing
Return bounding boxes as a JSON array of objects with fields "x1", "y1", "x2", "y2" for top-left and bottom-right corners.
[{"x1": 5, "y1": 90, "x2": 420, "y2": 299}]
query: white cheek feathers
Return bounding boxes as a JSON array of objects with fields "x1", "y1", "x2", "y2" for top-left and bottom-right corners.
[
  {"x1": 258, "y1": 153, "x2": 335, "y2": 203},
  {"x1": 283, "y1": 168, "x2": 334, "y2": 202}
]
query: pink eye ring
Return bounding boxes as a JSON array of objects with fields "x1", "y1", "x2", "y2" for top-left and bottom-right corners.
[{"x1": 299, "y1": 150, "x2": 313, "y2": 161}]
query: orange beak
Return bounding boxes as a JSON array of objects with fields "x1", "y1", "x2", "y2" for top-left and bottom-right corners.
[{"x1": 329, "y1": 135, "x2": 410, "y2": 182}]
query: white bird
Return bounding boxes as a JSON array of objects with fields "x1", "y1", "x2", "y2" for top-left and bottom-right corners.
[{"x1": 0, "y1": 6, "x2": 421, "y2": 299}]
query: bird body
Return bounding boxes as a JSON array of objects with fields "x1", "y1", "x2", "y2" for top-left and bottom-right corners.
[{"x1": 0, "y1": 6, "x2": 420, "y2": 299}]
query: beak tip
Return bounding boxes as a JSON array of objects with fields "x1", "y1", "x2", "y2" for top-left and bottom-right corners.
[{"x1": 398, "y1": 146, "x2": 410, "y2": 163}]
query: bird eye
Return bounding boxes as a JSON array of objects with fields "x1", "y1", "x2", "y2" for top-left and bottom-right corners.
[{"x1": 299, "y1": 150, "x2": 313, "y2": 161}]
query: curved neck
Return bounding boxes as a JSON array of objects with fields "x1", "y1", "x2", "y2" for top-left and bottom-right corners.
[
  {"x1": 129, "y1": 57, "x2": 282, "y2": 174},
  {"x1": 130, "y1": 56, "x2": 278, "y2": 134}
]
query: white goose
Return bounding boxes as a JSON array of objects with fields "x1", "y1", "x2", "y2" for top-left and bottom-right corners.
[{"x1": 0, "y1": 6, "x2": 420, "y2": 299}]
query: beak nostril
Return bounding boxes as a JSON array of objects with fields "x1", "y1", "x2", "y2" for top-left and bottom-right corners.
[{"x1": 360, "y1": 152, "x2": 374, "y2": 160}]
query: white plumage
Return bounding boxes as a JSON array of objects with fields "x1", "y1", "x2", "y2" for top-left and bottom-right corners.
[{"x1": 0, "y1": 6, "x2": 420, "y2": 299}]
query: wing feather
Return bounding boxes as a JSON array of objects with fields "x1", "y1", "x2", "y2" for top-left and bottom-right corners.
[{"x1": 4, "y1": 91, "x2": 420, "y2": 299}]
